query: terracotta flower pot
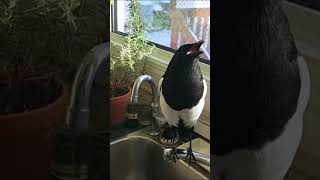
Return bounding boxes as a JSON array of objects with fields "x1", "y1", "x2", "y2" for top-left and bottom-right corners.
[
  {"x1": 110, "y1": 87, "x2": 132, "y2": 127},
  {"x1": 0, "y1": 79, "x2": 69, "y2": 180}
]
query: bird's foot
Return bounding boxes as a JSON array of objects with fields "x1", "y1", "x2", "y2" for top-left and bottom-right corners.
[
  {"x1": 185, "y1": 147, "x2": 197, "y2": 167},
  {"x1": 168, "y1": 146, "x2": 179, "y2": 164}
]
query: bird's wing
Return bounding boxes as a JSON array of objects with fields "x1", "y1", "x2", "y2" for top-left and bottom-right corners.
[
  {"x1": 160, "y1": 79, "x2": 207, "y2": 128},
  {"x1": 179, "y1": 79, "x2": 207, "y2": 127}
]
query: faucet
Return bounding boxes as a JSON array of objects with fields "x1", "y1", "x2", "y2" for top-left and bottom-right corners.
[
  {"x1": 66, "y1": 43, "x2": 108, "y2": 131},
  {"x1": 51, "y1": 43, "x2": 109, "y2": 180},
  {"x1": 164, "y1": 148, "x2": 211, "y2": 167},
  {"x1": 129, "y1": 75, "x2": 161, "y2": 136}
]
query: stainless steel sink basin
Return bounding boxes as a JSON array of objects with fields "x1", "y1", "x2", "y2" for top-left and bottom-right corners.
[{"x1": 110, "y1": 136, "x2": 208, "y2": 180}]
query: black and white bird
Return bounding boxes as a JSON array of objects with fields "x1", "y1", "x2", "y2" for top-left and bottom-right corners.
[
  {"x1": 158, "y1": 40, "x2": 207, "y2": 165},
  {"x1": 212, "y1": 0, "x2": 310, "y2": 179}
]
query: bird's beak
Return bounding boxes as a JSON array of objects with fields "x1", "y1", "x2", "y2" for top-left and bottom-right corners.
[{"x1": 187, "y1": 40, "x2": 204, "y2": 57}]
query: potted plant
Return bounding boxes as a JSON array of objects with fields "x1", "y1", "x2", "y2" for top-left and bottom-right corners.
[
  {"x1": 110, "y1": 0, "x2": 154, "y2": 126},
  {"x1": 0, "y1": 0, "x2": 108, "y2": 179}
]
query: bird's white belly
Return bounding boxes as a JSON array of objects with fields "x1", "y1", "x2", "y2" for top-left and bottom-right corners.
[{"x1": 159, "y1": 79, "x2": 207, "y2": 128}]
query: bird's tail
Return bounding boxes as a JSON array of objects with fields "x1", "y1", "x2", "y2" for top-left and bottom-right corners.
[{"x1": 177, "y1": 119, "x2": 194, "y2": 140}]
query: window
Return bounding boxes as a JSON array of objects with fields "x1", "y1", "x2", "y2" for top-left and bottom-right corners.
[
  {"x1": 287, "y1": 0, "x2": 320, "y2": 11},
  {"x1": 111, "y1": 0, "x2": 211, "y2": 64}
]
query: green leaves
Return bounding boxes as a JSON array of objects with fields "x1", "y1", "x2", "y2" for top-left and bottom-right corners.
[
  {"x1": 0, "y1": 0, "x2": 18, "y2": 25},
  {"x1": 111, "y1": 0, "x2": 155, "y2": 89},
  {"x1": 0, "y1": 0, "x2": 108, "y2": 77},
  {"x1": 151, "y1": 11, "x2": 171, "y2": 30},
  {"x1": 58, "y1": 0, "x2": 80, "y2": 30}
]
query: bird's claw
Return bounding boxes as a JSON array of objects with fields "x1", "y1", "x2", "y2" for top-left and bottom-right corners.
[
  {"x1": 168, "y1": 146, "x2": 179, "y2": 164},
  {"x1": 185, "y1": 147, "x2": 197, "y2": 167}
]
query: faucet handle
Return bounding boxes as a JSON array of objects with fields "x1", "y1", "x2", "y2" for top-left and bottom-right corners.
[
  {"x1": 51, "y1": 127, "x2": 88, "y2": 179},
  {"x1": 153, "y1": 113, "x2": 167, "y2": 129},
  {"x1": 127, "y1": 103, "x2": 138, "y2": 120},
  {"x1": 147, "y1": 112, "x2": 161, "y2": 136},
  {"x1": 148, "y1": 129, "x2": 160, "y2": 136}
]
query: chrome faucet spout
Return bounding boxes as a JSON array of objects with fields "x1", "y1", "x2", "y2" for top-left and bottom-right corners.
[
  {"x1": 66, "y1": 43, "x2": 109, "y2": 131},
  {"x1": 131, "y1": 75, "x2": 159, "y2": 108},
  {"x1": 51, "y1": 43, "x2": 109, "y2": 180},
  {"x1": 130, "y1": 75, "x2": 160, "y2": 136}
]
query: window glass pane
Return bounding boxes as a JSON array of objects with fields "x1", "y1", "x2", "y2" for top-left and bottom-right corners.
[{"x1": 114, "y1": 0, "x2": 211, "y2": 61}]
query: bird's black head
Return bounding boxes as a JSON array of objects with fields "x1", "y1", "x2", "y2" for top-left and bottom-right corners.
[
  {"x1": 163, "y1": 40, "x2": 204, "y2": 79},
  {"x1": 172, "y1": 40, "x2": 204, "y2": 61}
]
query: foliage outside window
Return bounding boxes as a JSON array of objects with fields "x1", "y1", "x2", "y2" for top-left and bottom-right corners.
[{"x1": 113, "y1": 0, "x2": 211, "y2": 62}]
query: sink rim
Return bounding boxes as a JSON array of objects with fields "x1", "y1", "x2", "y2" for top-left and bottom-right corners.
[
  {"x1": 111, "y1": 135, "x2": 158, "y2": 146},
  {"x1": 110, "y1": 134, "x2": 210, "y2": 180}
]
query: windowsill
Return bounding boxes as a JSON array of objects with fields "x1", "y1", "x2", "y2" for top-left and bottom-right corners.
[{"x1": 110, "y1": 31, "x2": 211, "y2": 140}]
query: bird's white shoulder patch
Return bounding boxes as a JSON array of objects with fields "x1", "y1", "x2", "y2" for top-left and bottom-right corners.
[
  {"x1": 158, "y1": 77, "x2": 163, "y2": 97},
  {"x1": 160, "y1": 79, "x2": 207, "y2": 128}
]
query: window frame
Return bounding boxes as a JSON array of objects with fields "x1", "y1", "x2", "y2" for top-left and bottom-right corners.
[{"x1": 111, "y1": 0, "x2": 211, "y2": 65}]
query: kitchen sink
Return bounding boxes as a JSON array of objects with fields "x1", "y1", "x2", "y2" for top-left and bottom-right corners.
[{"x1": 110, "y1": 135, "x2": 209, "y2": 180}]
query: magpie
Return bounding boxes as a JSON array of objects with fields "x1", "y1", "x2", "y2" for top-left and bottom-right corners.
[
  {"x1": 212, "y1": 0, "x2": 310, "y2": 179},
  {"x1": 158, "y1": 40, "x2": 207, "y2": 166}
]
